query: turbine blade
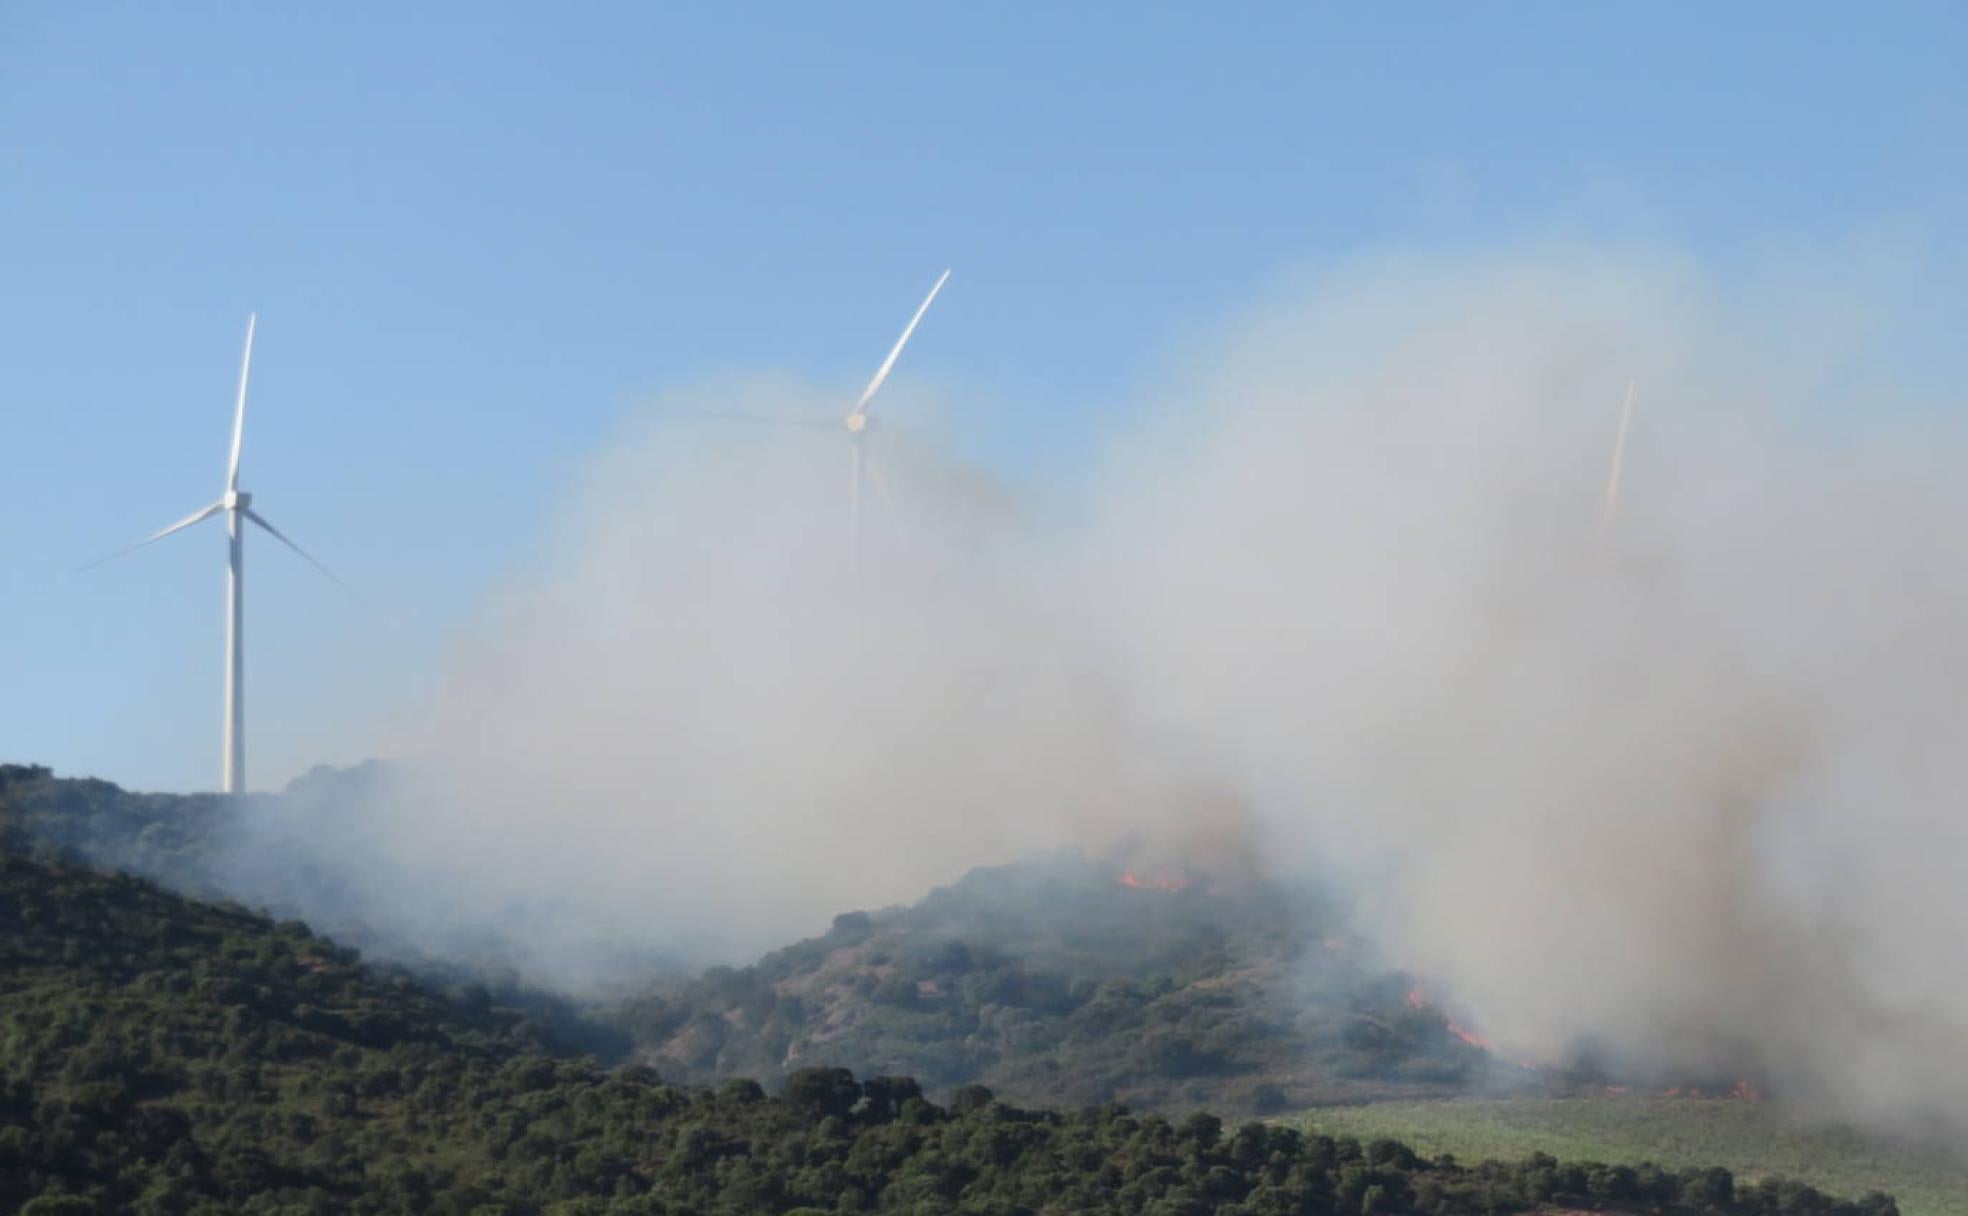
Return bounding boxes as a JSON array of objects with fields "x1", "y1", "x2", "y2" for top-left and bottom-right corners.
[
  {"x1": 848, "y1": 269, "x2": 950, "y2": 423},
  {"x1": 227, "y1": 313, "x2": 257, "y2": 491},
  {"x1": 665, "y1": 408, "x2": 836, "y2": 429},
  {"x1": 1599, "y1": 380, "x2": 1637, "y2": 535},
  {"x1": 78, "y1": 501, "x2": 225, "y2": 571},
  {"x1": 864, "y1": 448, "x2": 908, "y2": 548},
  {"x1": 242, "y1": 508, "x2": 355, "y2": 597}
]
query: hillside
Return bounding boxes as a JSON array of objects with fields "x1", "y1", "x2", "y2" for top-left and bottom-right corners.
[
  {"x1": 0, "y1": 845, "x2": 1900, "y2": 1215},
  {"x1": 0, "y1": 762, "x2": 632, "y2": 1058},
  {"x1": 3, "y1": 764, "x2": 1511, "y2": 1115},
  {"x1": 0, "y1": 764, "x2": 233, "y2": 891},
  {"x1": 616, "y1": 855, "x2": 1519, "y2": 1114}
]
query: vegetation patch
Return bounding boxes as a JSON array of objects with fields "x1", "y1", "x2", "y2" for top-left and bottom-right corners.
[
  {"x1": 615, "y1": 854, "x2": 1492, "y2": 1114},
  {"x1": 1293, "y1": 1099, "x2": 1964, "y2": 1216},
  {"x1": 0, "y1": 843, "x2": 1899, "y2": 1213}
]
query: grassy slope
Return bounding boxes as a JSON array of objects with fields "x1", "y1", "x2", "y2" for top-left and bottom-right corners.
[{"x1": 1294, "y1": 1098, "x2": 1967, "y2": 1216}]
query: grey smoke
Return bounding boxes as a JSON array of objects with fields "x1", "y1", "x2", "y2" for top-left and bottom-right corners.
[
  {"x1": 282, "y1": 244, "x2": 1966, "y2": 1139},
  {"x1": 1094, "y1": 245, "x2": 1968, "y2": 1138},
  {"x1": 341, "y1": 373, "x2": 1189, "y2": 974}
]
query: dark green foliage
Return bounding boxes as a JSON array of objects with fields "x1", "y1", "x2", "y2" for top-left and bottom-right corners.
[
  {"x1": 783, "y1": 1067, "x2": 863, "y2": 1119},
  {"x1": 0, "y1": 763, "x2": 233, "y2": 888},
  {"x1": 0, "y1": 841, "x2": 1894, "y2": 1215},
  {"x1": 0, "y1": 765, "x2": 1493, "y2": 1116},
  {"x1": 614, "y1": 854, "x2": 1488, "y2": 1114},
  {"x1": 0, "y1": 763, "x2": 636, "y2": 1064}
]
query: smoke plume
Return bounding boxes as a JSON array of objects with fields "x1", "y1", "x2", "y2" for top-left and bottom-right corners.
[
  {"x1": 294, "y1": 244, "x2": 1966, "y2": 1140},
  {"x1": 1091, "y1": 246, "x2": 1968, "y2": 1138}
]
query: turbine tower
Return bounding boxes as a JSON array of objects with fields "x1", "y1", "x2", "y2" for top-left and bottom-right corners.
[{"x1": 84, "y1": 314, "x2": 347, "y2": 794}]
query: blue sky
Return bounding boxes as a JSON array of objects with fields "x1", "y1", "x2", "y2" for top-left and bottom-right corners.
[{"x1": 3, "y1": 3, "x2": 1964, "y2": 792}]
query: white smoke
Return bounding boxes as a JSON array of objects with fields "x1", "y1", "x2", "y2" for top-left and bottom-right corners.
[
  {"x1": 333, "y1": 244, "x2": 1966, "y2": 1137},
  {"x1": 359, "y1": 373, "x2": 1189, "y2": 972},
  {"x1": 1091, "y1": 245, "x2": 1968, "y2": 1136}
]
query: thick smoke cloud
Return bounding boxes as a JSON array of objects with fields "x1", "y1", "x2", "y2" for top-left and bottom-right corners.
[
  {"x1": 317, "y1": 245, "x2": 1965, "y2": 1138},
  {"x1": 1093, "y1": 246, "x2": 1968, "y2": 1138},
  {"x1": 350, "y1": 374, "x2": 1192, "y2": 975}
]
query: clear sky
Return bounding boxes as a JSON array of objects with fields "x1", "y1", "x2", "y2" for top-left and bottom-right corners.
[{"x1": 3, "y1": 3, "x2": 1964, "y2": 792}]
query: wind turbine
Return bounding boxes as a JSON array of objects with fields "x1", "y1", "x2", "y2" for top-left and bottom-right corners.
[
  {"x1": 844, "y1": 269, "x2": 949, "y2": 572},
  {"x1": 83, "y1": 314, "x2": 347, "y2": 794},
  {"x1": 674, "y1": 269, "x2": 950, "y2": 573},
  {"x1": 1599, "y1": 379, "x2": 1637, "y2": 537}
]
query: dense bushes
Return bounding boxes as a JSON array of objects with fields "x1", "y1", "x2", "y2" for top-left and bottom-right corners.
[
  {"x1": 616, "y1": 855, "x2": 1483, "y2": 1113},
  {"x1": 1, "y1": 763, "x2": 1494, "y2": 1116},
  {"x1": 0, "y1": 848, "x2": 1898, "y2": 1215}
]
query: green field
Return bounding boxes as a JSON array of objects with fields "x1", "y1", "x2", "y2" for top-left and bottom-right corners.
[{"x1": 1290, "y1": 1098, "x2": 1967, "y2": 1216}]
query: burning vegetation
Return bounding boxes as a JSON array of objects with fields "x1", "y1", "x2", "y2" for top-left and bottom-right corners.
[
  {"x1": 616, "y1": 854, "x2": 1498, "y2": 1113},
  {"x1": 0, "y1": 765, "x2": 1797, "y2": 1123},
  {"x1": 8, "y1": 839, "x2": 1907, "y2": 1216},
  {"x1": 1117, "y1": 867, "x2": 1192, "y2": 892},
  {"x1": 1407, "y1": 986, "x2": 1496, "y2": 1052}
]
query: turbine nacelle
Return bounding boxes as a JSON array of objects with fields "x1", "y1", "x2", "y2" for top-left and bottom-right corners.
[
  {"x1": 223, "y1": 490, "x2": 253, "y2": 511},
  {"x1": 845, "y1": 413, "x2": 871, "y2": 435}
]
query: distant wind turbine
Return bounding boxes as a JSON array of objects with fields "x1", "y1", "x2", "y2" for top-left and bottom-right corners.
[
  {"x1": 844, "y1": 269, "x2": 949, "y2": 572},
  {"x1": 82, "y1": 314, "x2": 348, "y2": 794},
  {"x1": 676, "y1": 270, "x2": 951, "y2": 573},
  {"x1": 1599, "y1": 379, "x2": 1637, "y2": 537}
]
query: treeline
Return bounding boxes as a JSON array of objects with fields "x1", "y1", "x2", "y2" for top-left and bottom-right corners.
[
  {"x1": 0, "y1": 763, "x2": 234, "y2": 890},
  {"x1": 0, "y1": 843, "x2": 1897, "y2": 1215}
]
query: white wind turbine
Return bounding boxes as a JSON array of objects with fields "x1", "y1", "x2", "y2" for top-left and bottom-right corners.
[
  {"x1": 83, "y1": 314, "x2": 348, "y2": 794},
  {"x1": 843, "y1": 269, "x2": 950, "y2": 572},
  {"x1": 677, "y1": 269, "x2": 950, "y2": 572}
]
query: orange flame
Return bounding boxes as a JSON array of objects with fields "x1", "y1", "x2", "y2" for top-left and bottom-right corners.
[
  {"x1": 1118, "y1": 868, "x2": 1191, "y2": 892},
  {"x1": 1406, "y1": 987, "x2": 1492, "y2": 1049},
  {"x1": 1445, "y1": 1018, "x2": 1493, "y2": 1050}
]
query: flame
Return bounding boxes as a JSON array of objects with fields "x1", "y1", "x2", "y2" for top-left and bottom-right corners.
[
  {"x1": 1406, "y1": 987, "x2": 1493, "y2": 1050},
  {"x1": 1445, "y1": 1018, "x2": 1493, "y2": 1050},
  {"x1": 1117, "y1": 868, "x2": 1191, "y2": 892},
  {"x1": 1730, "y1": 1079, "x2": 1761, "y2": 1101}
]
